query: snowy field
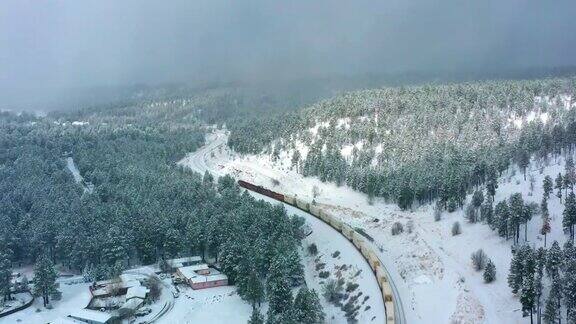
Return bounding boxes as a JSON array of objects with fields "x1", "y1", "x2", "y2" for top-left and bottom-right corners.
[
  {"x1": 158, "y1": 286, "x2": 252, "y2": 324},
  {"x1": 178, "y1": 129, "x2": 572, "y2": 324},
  {"x1": 1, "y1": 278, "x2": 92, "y2": 323}
]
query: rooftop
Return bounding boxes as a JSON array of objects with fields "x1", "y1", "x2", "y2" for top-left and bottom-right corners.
[
  {"x1": 126, "y1": 285, "x2": 149, "y2": 300},
  {"x1": 178, "y1": 264, "x2": 210, "y2": 279},
  {"x1": 69, "y1": 309, "x2": 113, "y2": 323},
  {"x1": 166, "y1": 256, "x2": 202, "y2": 268}
]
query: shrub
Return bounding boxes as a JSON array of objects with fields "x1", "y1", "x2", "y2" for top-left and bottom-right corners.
[
  {"x1": 391, "y1": 222, "x2": 404, "y2": 235},
  {"x1": 465, "y1": 204, "x2": 477, "y2": 223},
  {"x1": 315, "y1": 262, "x2": 326, "y2": 271},
  {"x1": 346, "y1": 282, "x2": 359, "y2": 293},
  {"x1": 434, "y1": 207, "x2": 442, "y2": 221},
  {"x1": 307, "y1": 243, "x2": 318, "y2": 256},
  {"x1": 471, "y1": 249, "x2": 488, "y2": 271},
  {"x1": 447, "y1": 197, "x2": 458, "y2": 212},
  {"x1": 451, "y1": 221, "x2": 462, "y2": 236},
  {"x1": 406, "y1": 220, "x2": 414, "y2": 234},
  {"x1": 319, "y1": 271, "x2": 330, "y2": 279},
  {"x1": 323, "y1": 279, "x2": 344, "y2": 304},
  {"x1": 332, "y1": 251, "x2": 340, "y2": 258}
]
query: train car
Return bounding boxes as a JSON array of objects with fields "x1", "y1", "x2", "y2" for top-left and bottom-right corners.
[
  {"x1": 318, "y1": 210, "x2": 330, "y2": 223},
  {"x1": 328, "y1": 214, "x2": 343, "y2": 231},
  {"x1": 382, "y1": 283, "x2": 394, "y2": 302},
  {"x1": 309, "y1": 204, "x2": 321, "y2": 217},
  {"x1": 375, "y1": 265, "x2": 388, "y2": 286},
  {"x1": 351, "y1": 232, "x2": 364, "y2": 250},
  {"x1": 237, "y1": 180, "x2": 284, "y2": 201},
  {"x1": 341, "y1": 224, "x2": 354, "y2": 240},
  {"x1": 284, "y1": 194, "x2": 296, "y2": 206},
  {"x1": 367, "y1": 250, "x2": 381, "y2": 270},
  {"x1": 385, "y1": 301, "x2": 395, "y2": 324},
  {"x1": 295, "y1": 198, "x2": 310, "y2": 211}
]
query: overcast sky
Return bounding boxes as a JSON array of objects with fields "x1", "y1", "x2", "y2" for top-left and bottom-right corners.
[{"x1": 1, "y1": 0, "x2": 576, "y2": 108}]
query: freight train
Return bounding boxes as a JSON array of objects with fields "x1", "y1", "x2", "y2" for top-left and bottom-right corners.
[{"x1": 238, "y1": 180, "x2": 396, "y2": 324}]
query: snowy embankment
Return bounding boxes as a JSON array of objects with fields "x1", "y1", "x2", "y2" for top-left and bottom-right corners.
[
  {"x1": 251, "y1": 191, "x2": 385, "y2": 323},
  {"x1": 179, "y1": 129, "x2": 571, "y2": 324}
]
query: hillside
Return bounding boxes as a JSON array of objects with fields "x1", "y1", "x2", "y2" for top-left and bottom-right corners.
[
  {"x1": 185, "y1": 127, "x2": 576, "y2": 323},
  {"x1": 228, "y1": 77, "x2": 576, "y2": 210}
]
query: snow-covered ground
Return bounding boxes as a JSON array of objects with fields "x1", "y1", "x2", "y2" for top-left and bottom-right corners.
[
  {"x1": 1, "y1": 278, "x2": 92, "y2": 323},
  {"x1": 179, "y1": 129, "x2": 573, "y2": 324},
  {"x1": 66, "y1": 157, "x2": 93, "y2": 193},
  {"x1": 158, "y1": 286, "x2": 252, "y2": 323},
  {"x1": 251, "y1": 191, "x2": 385, "y2": 323}
]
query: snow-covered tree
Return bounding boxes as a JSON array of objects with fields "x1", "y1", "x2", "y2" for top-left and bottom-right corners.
[
  {"x1": 0, "y1": 250, "x2": 12, "y2": 302},
  {"x1": 293, "y1": 287, "x2": 325, "y2": 324},
  {"x1": 484, "y1": 259, "x2": 496, "y2": 283},
  {"x1": 563, "y1": 192, "x2": 576, "y2": 241},
  {"x1": 33, "y1": 254, "x2": 58, "y2": 307},
  {"x1": 543, "y1": 175, "x2": 554, "y2": 200},
  {"x1": 248, "y1": 308, "x2": 265, "y2": 324},
  {"x1": 546, "y1": 241, "x2": 563, "y2": 279},
  {"x1": 555, "y1": 173, "x2": 564, "y2": 203}
]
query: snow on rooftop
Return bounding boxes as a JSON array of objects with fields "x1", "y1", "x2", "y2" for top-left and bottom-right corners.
[
  {"x1": 178, "y1": 264, "x2": 210, "y2": 279},
  {"x1": 189, "y1": 273, "x2": 228, "y2": 284},
  {"x1": 47, "y1": 317, "x2": 84, "y2": 324},
  {"x1": 69, "y1": 309, "x2": 112, "y2": 322},
  {"x1": 125, "y1": 285, "x2": 149, "y2": 300},
  {"x1": 167, "y1": 256, "x2": 202, "y2": 268},
  {"x1": 119, "y1": 297, "x2": 143, "y2": 311}
]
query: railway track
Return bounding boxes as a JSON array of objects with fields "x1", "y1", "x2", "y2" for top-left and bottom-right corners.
[{"x1": 238, "y1": 180, "x2": 406, "y2": 324}]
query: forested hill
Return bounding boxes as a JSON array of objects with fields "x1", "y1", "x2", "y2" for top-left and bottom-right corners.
[
  {"x1": 227, "y1": 77, "x2": 576, "y2": 210},
  {"x1": 0, "y1": 101, "x2": 318, "y2": 321}
]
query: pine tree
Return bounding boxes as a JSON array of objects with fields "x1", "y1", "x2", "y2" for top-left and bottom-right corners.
[
  {"x1": 495, "y1": 200, "x2": 510, "y2": 238},
  {"x1": 555, "y1": 173, "x2": 563, "y2": 203},
  {"x1": 480, "y1": 201, "x2": 494, "y2": 226},
  {"x1": 543, "y1": 175, "x2": 554, "y2": 200},
  {"x1": 509, "y1": 246, "x2": 525, "y2": 294},
  {"x1": 533, "y1": 248, "x2": 546, "y2": 324},
  {"x1": 564, "y1": 259, "x2": 576, "y2": 323},
  {"x1": 266, "y1": 256, "x2": 293, "y2": 316},
  {"x1": 520, "y1": 248, "x2": 536, "y2": 323},
  {"x1": 483, "y1": 259, "x2": 496, "y2": 283},
  {"x1": 248, "y1": 308, "x2": 264, "y2": 324},
  {"x1": 293, "y1": 287, "x2": 325, "y2": 324},
  {"x1": 244, "y1": 270, "x2": 264, "y2": 309},
  {"x1": 486, "y1": 166, "x2": 499, "y2": 202},
  {"x1": 33, "y1": 254, "x2": 58, "y2": 307},
  {"x1": 0, "y1": 250, "x2": 12, "y2": 302},
  {"x1": 509, "y1": 193, "x2": 525, "y2": 244},
  {"x1": 541, "y1": 198, "x2": 551, "y2": 247},
  {"x1": 521, "y1": 273, "x2": 536, "y2": 323},
  {"x1": 563, "y1": 192, "x2": 576, "y2": 241},
  {"x1": 546, "y1": 241, "x2": 562, "y2": 279},
  {"x1": 543, "y1": 277, "x2": 562, "y2": 324}
]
